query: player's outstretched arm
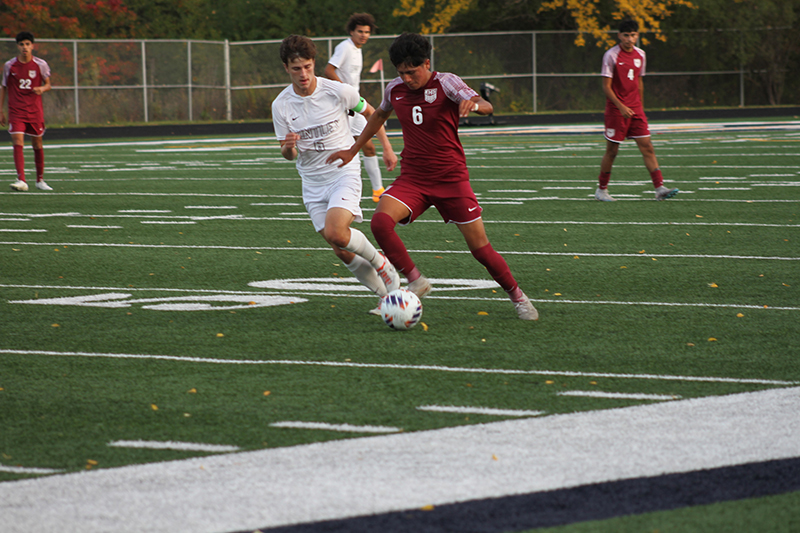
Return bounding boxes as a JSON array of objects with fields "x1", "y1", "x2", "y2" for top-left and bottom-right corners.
[
  {"x1": 460, "y1": 96, "x2": 492, "y2": 117},
  {"x1": 327, "y1": 106, "x2": 391, "y2": 168}
]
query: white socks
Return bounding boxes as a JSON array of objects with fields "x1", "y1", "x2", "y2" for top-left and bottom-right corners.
[
  {"x1": 343, "y1": 228, "x2": 381, "y2": 268},
  {"x1": 363, "y1": 155, "x2": 382, "y2": 191},
  {"x1": 345, "y1": 255, "x2": 387, "y2": 296}
]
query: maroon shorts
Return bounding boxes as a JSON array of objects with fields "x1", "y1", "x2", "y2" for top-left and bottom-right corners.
[
  {"x1": 8, "y1": 121, "x2": 45, "y2": 137},
  {"x1": 604, "y1": 113, "x2": 649, "y2": 143},
  {"x1": 383, "y1": 178, "x2": 482, "y2": 226}
]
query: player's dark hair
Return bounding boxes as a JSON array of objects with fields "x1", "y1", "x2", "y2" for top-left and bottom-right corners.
[
  {"x1": 16, "y1": 31, "x2": 34, "y2": 43},
  {"x1": 280, "y1": 35, "x2": 317, "y2": 64},
  {"x1": 618, "y1": 19, "x2": 639, "y2": 33},
  {"x1": 346, "y1": 13, "x2": 376, "y2": 34},
  {"x1": 389, "y1": 33, "x2": 431, "y2": 68}
]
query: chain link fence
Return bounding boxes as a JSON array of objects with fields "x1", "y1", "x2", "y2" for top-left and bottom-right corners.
[{"x1": 2, "y1": 29, "x2": 797, "y2": 126}]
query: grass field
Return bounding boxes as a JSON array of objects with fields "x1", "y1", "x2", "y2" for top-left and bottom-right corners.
[{"x1": 1, "y1": 120, "x2": 799, "y2": 532}]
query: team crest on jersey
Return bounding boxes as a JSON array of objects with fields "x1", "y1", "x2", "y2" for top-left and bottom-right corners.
[
  {"x1": 424, "y1": 89, "x2": 437, "y2": 103},
  {"x1": 29, "y1": 70, "x2": 37, "y2": 78},
  {"x1": 633, "y1": 59, "x2": 641, "y2": 68}
]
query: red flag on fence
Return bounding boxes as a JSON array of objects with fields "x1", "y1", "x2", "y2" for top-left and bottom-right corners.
[{"x1": 369, "y1": 59, "x2": 383, "y2": 73}]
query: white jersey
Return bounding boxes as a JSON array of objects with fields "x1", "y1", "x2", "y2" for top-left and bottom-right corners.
[
  {"x1": 272, "y1": 77, "x2": 362, "y2": 184},
  {"x1": 328, "y1": 38, "x2": 362, "y2": 87}
]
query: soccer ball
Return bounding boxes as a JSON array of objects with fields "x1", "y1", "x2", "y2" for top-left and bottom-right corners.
[{"x1": 379, "y1": 289, "x2": 423, "y2": 330}]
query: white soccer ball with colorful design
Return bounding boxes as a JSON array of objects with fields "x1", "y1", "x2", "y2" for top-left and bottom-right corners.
[{"x1": 379, "y1": 289, "x2": 423, "y2": 330}]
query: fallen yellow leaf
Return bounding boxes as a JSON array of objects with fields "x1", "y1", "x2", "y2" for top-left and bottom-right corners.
[
  {"x1": 708, "y1": 337, "x2": 717, "y2": 342},
  {"x1": 492, "y1": 454, "x2": 499, "y2": 461},
  {"x1": 187, "y1": 388, "x2": 197, "y2": 393},
  {"x1": 263, "y1": 391, "x2": 271, "y2": 396},
  {"x1": 421, "y1": 322, "x2": 428, "y2": 331},
  {"x1": 736, "y1": 313, "x2": 744, "y2": 318},
  {"x1": 151, "y1": 404, "x2": 158, "y2": 410},
  {"x1": 421, "y1": 505, "x2": 435, "y2": 511},
  {"x1": 708, "y1": 283, "x2": 718, "y2": 288},
  {"x1": 478, "y1": 311, "x2": 489, "y2": 316},
  {"x1": 216, "y1": 333, "x2": 224, "y2": 337}
]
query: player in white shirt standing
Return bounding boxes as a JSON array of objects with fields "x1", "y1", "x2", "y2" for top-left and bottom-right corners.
[
  {"x1": 272, "y1": 35, "x2": 400, "y2": 309},
  {"x1": 325, "y1": 13, "x2": 393, "y2": 203}
]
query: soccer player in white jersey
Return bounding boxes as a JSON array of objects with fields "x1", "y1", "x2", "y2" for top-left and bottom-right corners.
[
  {"x1": 272, "y1": 35, "x2": 400, "y2": 309},
  {"x1": 324, "y1": 13, "x2": 395, "y2": 203},
  {"x1": 595, "y1": 19, "x2": 678, "y2": 202}
]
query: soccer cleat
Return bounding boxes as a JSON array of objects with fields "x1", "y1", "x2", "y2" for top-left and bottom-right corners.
[
  {"x1": 10, "y1": 180, "x2": 28, "y2": 192},
  {"x1": 35, "y1": 181, "x2": 53, "y2": 191},
  {"x1": 594, "y1": 187, "x2": 615, "y2": 202},
  {"x1": 514, "y1": 293, "x2": 539, "y2": 321},
  {"x1": 368, "y1": 298, "x2": 382, "y2": 316},
  {"x1": 372, "y1": 187, "x2": 385, "y2": 203},
  {"x1": 655, "y1": 186, "x2": 679, "y2": 201},
  {"x1": 408, "y1": 275, "x2": 432, "y2": 299},
  {"x1": 375, "y1": 254, "x2": 401, "y2": 293}
]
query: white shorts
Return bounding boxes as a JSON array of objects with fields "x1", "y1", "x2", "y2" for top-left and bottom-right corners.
[
  {"x1": 348, "y1": 112, "x2": 368, "y2": 137},
  {"x1": 303, "y1": 167, "x2": 363, "y2": 232}
]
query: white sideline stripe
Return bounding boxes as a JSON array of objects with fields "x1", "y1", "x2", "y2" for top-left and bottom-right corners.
[
  {"x1": 0, "y1": 229, "x2": 45, "y2": 232},
  {"x1": 270, "y1": 422, "x2": 401, "y2": 433},
  {"x1": 558, "y1": 391, "x2": 681, "y2": 401},
  {"x1": 1, "y1": 241, "x2": 798, "y2": 261},
  {"x1": 0, "y1": 349, "x2": 794, "y2": 386},
  {"x1": 140, "y1": 221, "x2": 196, "y2": 225},
  {"x1": 417, "y1": 405, "x2": 544, "y2": 417},
  {"x1": 0, "y1": 465, "x2": 63, "y2": 475},
  {"x1": 1, "y1": 387, "x2": 798, "y2": 533},
  {"x1": 66, "y1": 225, "x2": 122, "y2": 229},
  {"x1": 107, "y1": 440, "x2": 240, "y2": 453}
]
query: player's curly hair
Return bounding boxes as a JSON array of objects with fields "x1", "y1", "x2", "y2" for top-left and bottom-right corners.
[
  {"x1": 346, "y1": 13, "x2": 377, "y2": 34},
  {"x1": 280, "y1": 35, "x2": 317, "y2": 65},
  {"x1": 618, "y1": 19, "x2": 639, "y2": 33},
  {"x1": 16, "y1": 31, "x2": 34, "y2": 43},
  {"x1": 389, "y1": 33, "x2": 431, "y2": 68}
]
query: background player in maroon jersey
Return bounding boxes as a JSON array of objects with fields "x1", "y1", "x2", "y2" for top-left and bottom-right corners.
[
  {"x1": 1, "y1": 31, "x2": 52, "y2": 192},
  {"x1": 328, "y1": 32, "x2": 538, "y2": 321},
  {"x1": 595, "y1": 20, "x2": 678, "y2": 202}
]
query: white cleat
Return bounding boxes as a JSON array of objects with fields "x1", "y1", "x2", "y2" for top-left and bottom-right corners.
[
  {"x1": 514, "y1": 293, "x2": 539, "y2": 321},
  {"x1": 408, "y1": 275, "x2": 432, "y2": 299},
  {"x1": 35, "y1": 181, "x2": 53, "y2": 191},
  {"x1": 10, "y1": 180, "x2": 29, "y2": 192},
  {"x1": 655, "y1": 186, "x2": 679, "y2": 201},
  {"x1": 594, "y1": 187, "x2": 615, "y2": 202},
  {"x1": 375, "y1": 254, "x2": 400, "y2": 293}
]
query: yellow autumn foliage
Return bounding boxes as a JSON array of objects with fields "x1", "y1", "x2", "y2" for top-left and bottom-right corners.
[
  {"x1": 394, "y1": 0, "x2": 474, "y2": 34},
  {"x1": 540, "y1": 0, "x2": 695, "y2": 48}
]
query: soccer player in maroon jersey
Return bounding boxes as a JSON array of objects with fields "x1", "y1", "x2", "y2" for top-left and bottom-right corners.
[
  {"x1": 595, "y1": 20, "x2": 678, "y2": 202},
  {"x1": 328, "y1": 32, "x2": 538, "y2": 321},
  {"x1": 1, "y1": 31, "x2": 52, "y2": 192}
]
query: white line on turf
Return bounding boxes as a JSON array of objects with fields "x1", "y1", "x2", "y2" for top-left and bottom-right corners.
[
  {"x1": 558, "y1": 391, "x2": 681, "y2": 401},
  {"x1": 0, "y1": 465, "x2": 64, "y2": 474},
  {"x1": 107, "y1": 441, "x2": 240, "y2": 453},
  {"x1": 270, "y1": 422, "x2": 401, "y2": 433},
  {"x1": 0, "y1": 349, "x2": 794, "y2": 385},
  {"x1": 1, "y1": 387, "x2": 798, "y2": 533},
  {"x1": 417, "y1": 405, "x2": 545, "y2": 417},
  {"x1": 1, "y1": 241, "x2": 798, "y2": 260}
]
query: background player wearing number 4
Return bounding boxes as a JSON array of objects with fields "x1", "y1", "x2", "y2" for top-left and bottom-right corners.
[
  {"x1": 1, "y1": 31, "x2": 52, "y2": 192},
  {"x1": 272, "y1": 35, "x2": 400, "y2": 308},
  {"x1": 324, "y1": 13, "x2": 392, "y2": 203},
  {"x1": 328, "y1": 32, "x2": 538, "y2": 321},
  {"x1": 595, "y1": 19, "x2": 678, "y2": 202}
]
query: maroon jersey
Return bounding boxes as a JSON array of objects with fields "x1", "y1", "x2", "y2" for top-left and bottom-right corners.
[
  {"x1": 380, "y1": 71, "x2": 477, "y2": 183},
  {"x1": 2, "y1": 56, "x2": 50, "y2": 123},
  {"x1": 601, "y1": 44, "x2": 645, "y2": 116}
]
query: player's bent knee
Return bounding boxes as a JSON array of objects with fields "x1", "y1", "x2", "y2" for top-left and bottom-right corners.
[{"x1": 371, "y1": 212, "x2": 396, "y2": 241}]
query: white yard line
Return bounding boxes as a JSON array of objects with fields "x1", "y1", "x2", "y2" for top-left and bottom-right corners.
[
  {"x1": 269, "y1": 422, "x2": 401, "y2": 434},
  {"x1": 0, "y1": 349, "x2": 794, "y2": 386},
  {"x1": 417, "y1": 405, "x2": 545, "y2": 417},
  {"x1": 1, "y1": 387, "x2": 798, "y2": 533},
  {"x1": 107, "y1": 441, "x2": 240, "y2": 453},
  {"x1": 558, "y1": 391, "x2": 681, "y2": 401}
]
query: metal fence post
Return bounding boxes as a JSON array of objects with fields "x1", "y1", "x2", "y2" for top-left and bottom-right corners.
[
  {"x1": 225, "y1": 39, "x2": 232, "y2": 121},
  {"x1": 532, "y1": 32, "x2": 537, "y2": 114},
  {"x1": 141, "y1": 41, "x2": 148, "y2": 122},
  {"x1": 188, "y1": 41, "x2": 193, "y2": 120},
  {"x1": 73, "y1": 40, "x2": 80, "y2": 124}
]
